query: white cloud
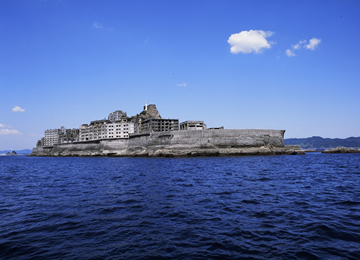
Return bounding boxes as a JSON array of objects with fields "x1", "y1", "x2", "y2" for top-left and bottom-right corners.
[
  {"x1": 306, "y1": 38, "x2": 321, "y2": 50},
  {"x1": 293, "y1": 40, "x2": 307, "y2": 50},
  {"x1": 285, "y1": 49, "x2": 296, "y2": 57},
  {"x1": 176, "y1": 83, "x2": 187, "y2": 87},
  {"x1": 286, "y1": 38, "x2": 321, "y2": 57},
  {"x1": 93, "y1": 22, "x2": 102, "y2": 29},
  {"x1": 228, "y1": 30, "x2": 274, "y2": 54},
  {"x1": 12, "y1": 106, "x2": 25, "y2": 112},
  {"x1": 93, "y1": 22, "x2": 113, "y2": 31},
  {"x1": 0, "y1": 129, "x2": 22, "y2": 135},
  {"x1": 292, "y1": 40, "x2": 306, "y2": 50},
  {"x1": 0, "y1": 123, "x2": 12, "y2": 128},
  {"x1": 293, "y1": 44, "x2": 301, "y2": 50}
]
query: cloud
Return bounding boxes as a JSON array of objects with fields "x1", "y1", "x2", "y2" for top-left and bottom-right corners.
[
  {"x1": 285, "y1": 49, "x2": 296, "y2": 57},
  {"x1": 12, "y1": 106, "x2": 25, "y2": 112},
  {"x1": 306, "y1": 38, "x2": 321, "y2": 50},
  {"x1": 176, "y1": 83, "x2": 187, "y2": 87},
  {"x1": 0, "y1": 123, "x2": 12, "y2": 128},
  {"x1": 93, "y1": 22, "x2": 113, "y2": 31},
  {"x1": 292, "y1": 40, "x2": 306, "y2": 50},
  {"x1": 228, "y1": 30, "x2": 274, "y2": 54},
  {"x1": 93, "y1": 22, "x2": 102, "y2": 29},
  {"x1": 286, "y1": 38, "x2": 321, "y2": 57},
  {"x1": 0, "y1": 129, "x2": 22, "y2": 135}
]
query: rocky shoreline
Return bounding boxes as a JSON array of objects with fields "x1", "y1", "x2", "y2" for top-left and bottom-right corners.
[
  {"x1": 28, "y1": 145, "x2": 303, "y2": 157},
  {"x1": 321, "y1": 147, "x2": 360, "y2": 154}
]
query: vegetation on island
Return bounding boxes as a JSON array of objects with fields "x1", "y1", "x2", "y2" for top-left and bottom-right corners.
[{"x1": 285, "y1": 136, "x2": 360, "y2": 149}]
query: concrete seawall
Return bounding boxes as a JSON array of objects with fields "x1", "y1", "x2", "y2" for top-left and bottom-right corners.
[{"x1": 30, "y1": 129, "x2": 297, "y2": 157}]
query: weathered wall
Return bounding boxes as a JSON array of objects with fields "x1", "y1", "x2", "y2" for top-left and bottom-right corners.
[
  {"x1": 126, "y1": 129, "x2": 285, "y2": 156},
  {"x1": 30, "y1": 129, "x2": 289, "y2": 157}
]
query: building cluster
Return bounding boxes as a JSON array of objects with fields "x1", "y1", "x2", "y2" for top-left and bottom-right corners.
[
  {"x1": 38, "y1": 103, "x2": 210, "y2": 147},
  {"x1": 38, "y1": 127, "x2": 79, "y2": 147}
]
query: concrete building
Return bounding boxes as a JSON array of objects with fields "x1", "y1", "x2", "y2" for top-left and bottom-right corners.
[
  {"x1": 108, "y1": 110, "x2": 127, "y2": 122},
  {"x1": 44, "y1": 127, "x2": 65, "y2": 146},
  {"x1": 61, "y1": 128, "x2": 79, "y2": 143},
  {"x1": 180, "y1": 121, "x2": 207, "y2": 130},
  {"x1": 79, "y1": 118, "x2": 135, "y2": 141},
  {"x1": 44, "y1": 127, "x2": 78, "y2": 146},
  {"x1": 141, "y1": 118, "x2": 179, "y2": 133}
]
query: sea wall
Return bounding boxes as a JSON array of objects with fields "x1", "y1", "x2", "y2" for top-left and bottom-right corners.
[
  {"x1": 30, "y1": 129, "x2": 293, "y2": 157},
  {"x1": 127, "y1": 129, "x2": 285, "y2": 156}
]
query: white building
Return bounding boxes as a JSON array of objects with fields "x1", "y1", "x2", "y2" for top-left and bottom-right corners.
[
  {"x1": 108, "y1": 110, "x2": 127, "y2": 122},
  {"x1": 44, "y1": 127, "x2": 66, "y2": 146},
  {"x1": 79, "y1": 119, "x2": 135, "y2": 141}
]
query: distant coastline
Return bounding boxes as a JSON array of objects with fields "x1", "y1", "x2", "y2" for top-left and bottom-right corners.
[
  {"x1": 285, "y1": 136, "x2": 360, "y2": 149},
  {"x1": 0, "y1": 149, "x2": 32, "y2": 155}
]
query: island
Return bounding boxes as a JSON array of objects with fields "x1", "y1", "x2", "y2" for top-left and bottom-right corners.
[{"x1": 30, "y1": 103, "x2": 300, "y2": 157}]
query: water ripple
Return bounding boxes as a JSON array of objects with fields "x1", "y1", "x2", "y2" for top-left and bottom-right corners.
[{"x1": 1, "y1": 154, "x2": 360, "y2": 259}]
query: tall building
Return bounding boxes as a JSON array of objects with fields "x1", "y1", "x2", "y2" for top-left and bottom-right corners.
[
  {"x1": 108, "y1": 110, "x2": 127, "y2": 122},
  {"x1": 141, "y1": 118, "x2": 179, "y2": 133},
  {"x1": 44, "y1": 127, "x2": 78, "y2": 146},
  {"x1": 79, "y1": 118, "x2": 135, "y2": 141}
]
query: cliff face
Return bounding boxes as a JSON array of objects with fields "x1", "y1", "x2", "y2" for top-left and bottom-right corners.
[
  {"x1": 138, "y1": 104, "x2": 161, "y2": 120},
  {"x1": 30, "y1": 129, "x2": 295, "y2": 157}
]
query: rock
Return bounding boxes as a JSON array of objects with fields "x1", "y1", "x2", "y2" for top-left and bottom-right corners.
[
  {"x1": 322, "y1": 147, "x2": 360, "y2": 153},
  {"x1": 284, "y1": 145, "x2": 302, "y2": 150}
]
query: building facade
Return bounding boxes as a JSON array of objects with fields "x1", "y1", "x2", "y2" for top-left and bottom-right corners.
[
  {"x1": 141, "y1": 118, "x2": 179, "y2": 133},
  {"x1": 108, "y1": 110, "x2": 127, "y2": 122},
  {"x1": 79, "y1": 118, "x2": 135, "y2": 141},
  {"x1": 44, "y1": 127, "x2": 79, "y2": 146},
  {"x1": 180, "y1": 121, "x2": 207, "y2": 130}
]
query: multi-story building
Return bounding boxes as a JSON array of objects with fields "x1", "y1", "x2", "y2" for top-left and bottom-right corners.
[
  {"x1": 180, "y1": 121, "x2": 207, "y2": 130},
  {"x1": 44, "y1": 127, "x2": 65, "y2": 146},
  {"x1": 40, "y1": 105, "x2": 181, "y2": 145},
  {"x1": 141, "y1": 118, "x2": 179, "y2": 133},
  {"x1": 79, "y1": 118, "x2": 135, "y2": 141},
  {"x1": 60, "y1": 128, "x2": 80, "y2": 143},
  {"x1": 44, "y1": 127, "x2": 78, "y2": 146},
  {"x1": 108, "y1": 110, "x2": 127, "y2": 122}
]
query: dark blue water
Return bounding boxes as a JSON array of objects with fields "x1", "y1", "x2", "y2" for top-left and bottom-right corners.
[{"x1": 1, "y1": 154, "x2": 360, "y2": 259}]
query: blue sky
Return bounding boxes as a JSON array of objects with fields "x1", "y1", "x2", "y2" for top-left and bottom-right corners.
[{"x1": 1, "y1": 0, "x2": 360, "y2": 150}]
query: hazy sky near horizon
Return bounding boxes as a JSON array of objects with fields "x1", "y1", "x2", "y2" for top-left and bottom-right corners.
[{"x1": 1, "y1": 0, "x2": 360, "y2": 150}]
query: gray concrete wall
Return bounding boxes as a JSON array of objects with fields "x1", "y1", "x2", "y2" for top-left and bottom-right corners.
[
  {"x1": 126, "y1": 129, "x2": 285, "y2": 156},
  {"x1": 30, "y1": 129, "x2": 287, "y2": 157}
]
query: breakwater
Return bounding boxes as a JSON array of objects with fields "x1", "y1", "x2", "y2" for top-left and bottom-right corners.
[{"x1": 30, "y1": 129, "x2": 301, "y2": 157}]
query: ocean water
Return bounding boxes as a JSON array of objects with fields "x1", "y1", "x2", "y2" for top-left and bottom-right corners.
[{"x1": 1, "y1": 154, "x2": 360, "y2": 259}]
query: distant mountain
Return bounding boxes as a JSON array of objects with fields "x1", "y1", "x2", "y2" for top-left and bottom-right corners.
[
  {"x1": 0, "y1": 149, "x2": 32, "y2": 155},
  {"x1": 285, "y1": 136, "x2": 360, "y2": 149}
]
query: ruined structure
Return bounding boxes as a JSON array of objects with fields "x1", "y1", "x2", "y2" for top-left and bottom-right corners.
[
  {"x1": 180, "y1": 121, "x2": 206, "y2": 130},
  {"x1": 43, "y1": 127, "x2": 79, "y2": 146},
  {"x1": 79, "y1": 118, "x2": 134, "y2": 141},
  {"x1": 31, "y1": 103, "x2": 296, "y2": 157}
]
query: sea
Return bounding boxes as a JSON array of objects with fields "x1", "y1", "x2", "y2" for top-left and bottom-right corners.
[{"x1": 1, "y1": 153, "x2": 360, "y2": 260}]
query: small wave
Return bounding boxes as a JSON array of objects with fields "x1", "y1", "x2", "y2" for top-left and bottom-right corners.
[
  {"x1": 241, "y1": 199, "x2": 260, "y2": 205},
  {"x1": 258, "y1": 177, "x2": 272, "y2": 181},
  {"x1": 333, "y1": 200, "x2": 360, "y2": 206}
]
